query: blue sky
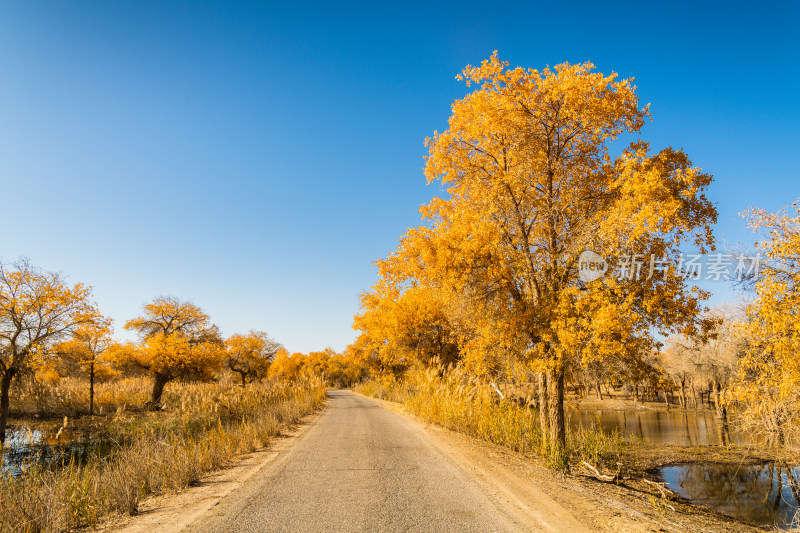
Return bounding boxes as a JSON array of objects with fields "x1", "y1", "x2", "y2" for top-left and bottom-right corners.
[{"x1": 1, "y1": 1, "x2": 797, "y2": 353}]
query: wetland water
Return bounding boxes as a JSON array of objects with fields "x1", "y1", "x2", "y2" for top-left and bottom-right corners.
[
  {"x1": 569, "y1": 407, "x2": 745, "y2": 446},
  {"x1": 662, "y1": 462, "x2": 800, "y2": 529},
  {"x1": 570, "y1": 408, "x2": 799, "y2": 528},
  {"x1": 2, "y1": 427, "x2": 111, "y2": 476}
]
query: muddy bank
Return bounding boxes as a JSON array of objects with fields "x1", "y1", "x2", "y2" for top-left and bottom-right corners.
[{"x1": 576, "y1": 436, "x2": 799, "y2": 530}]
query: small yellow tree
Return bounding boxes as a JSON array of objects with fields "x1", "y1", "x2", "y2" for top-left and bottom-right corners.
[
  {"x1": 355, "y1": 283, "x2": 460, "y2": 374},
  {"x1": 54, "y1": 317, "x2": 114, "y2": 415},
  {"x1": 267, "y1": 349, "x2": 302, "y2": 382},
  {"x1": 226, "y1": 331, "x2": 282, "y2": 386},
  {"x1": 110, "y1": 297, "x2": 223, "y2": 404}
]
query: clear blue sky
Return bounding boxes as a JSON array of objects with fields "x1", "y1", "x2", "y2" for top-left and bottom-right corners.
[{"x1": 1, "y1": 1, "x2": 797, "y2": 353}]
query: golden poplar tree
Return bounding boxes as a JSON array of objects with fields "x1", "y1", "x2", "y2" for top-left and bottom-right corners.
[
  {"x1": 355, "y1": 282, "x2": 460, "y2": 373},
  {"x1": 226, "y1": 331, "x2": 282, "y2": 386},
  {"x1": 109, "y1": 296, "x2": 223, "y2": 404},
  {"x1": 362, "y1": 53, "x2": 717, "y2": 468}
]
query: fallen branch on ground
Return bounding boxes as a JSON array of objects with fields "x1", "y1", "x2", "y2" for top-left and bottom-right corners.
[
  {"x1": 643, "y1": 478, "x2": 679, "y2": 501},
  {"x1": 581, "y1": 461, "x2": 618, "y2": 482}
]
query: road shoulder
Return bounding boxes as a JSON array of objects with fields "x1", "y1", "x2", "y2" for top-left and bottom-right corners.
[{"x1": 98, "y1": 410, "x2": 324, "y2": 533}]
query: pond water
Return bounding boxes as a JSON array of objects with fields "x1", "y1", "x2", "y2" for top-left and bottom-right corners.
[
  {"x1": 2, "y1": 427, "x2": 112, "y2": 476},
  {"x1": 661, "y1": 462, "x2": 800, "y2": 529},
  {"x1": 568, "y1": 408, "x2": 748, "y2": 446}
]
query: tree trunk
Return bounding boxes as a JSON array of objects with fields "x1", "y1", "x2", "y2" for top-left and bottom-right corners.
[
  {"x1": 595, "y1": 380, "x2": 602, "y2": 400},
  {"x1": 0, "y1": 369, "x2": 16, "y2": 445},
  {"x1": 151, "y1": 372, "x2": 171, "y2": 405},
  {"x1": 89, "y1": 364, "x2": 95, "y2": 416},
  {"x1": 548, "y1": 368, "x2": 567, "y2": 471},
  {"x1": 664, "y1": 389, "x2": 671, "y2": 411},
  {"x1": 717, "y1": 419, "x2": 731, "y2": 446},
  {"x1": 713, "y1": 381, "x2": 727, "y2": 422},
  {"x1": 678, "y1": 377, "x2": 687, "y2": 409},
  {"x1": 538, "y1": 372, "x2": 549, "y2": 455},
  {"x1": 633, "y1": 383, "x2": 639, "y2": 404},
  {"x1": 686, "y1": 377, "x2": 697, "y2": 410}
]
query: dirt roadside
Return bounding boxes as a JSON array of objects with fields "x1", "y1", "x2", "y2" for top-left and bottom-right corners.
[{"x1": 96, "y1": 410, "x2": 324, "y2": 533}]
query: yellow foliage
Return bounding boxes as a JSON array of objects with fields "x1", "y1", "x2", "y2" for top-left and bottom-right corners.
[
  {"x1": 267, "y1": 349, "x2": 301, "y2": 382},
  {"x1": 226, "y1": 331, "x2": 281, "y2": 385},
  {"x1": 264, "y1": 347, "x2": 364, "y2": 388},
  {"x1": 34, "y1": 364, "x2": 61, "y2": 386},
  {"x1": 354, "y1": 284, "x2": 459, "y2": 374},
  {"x1": 54, "y1": 318, "x2": 114, "y2": 378},
  {"x1": 108, "y1": 332, "x2": 223, "y2": 382},
  {"x1": 730, "y1": 205, "x2": 800, "y2": 446},
  {"x1": 107, "y1": 297, "x2": 224, "y2": 403}
]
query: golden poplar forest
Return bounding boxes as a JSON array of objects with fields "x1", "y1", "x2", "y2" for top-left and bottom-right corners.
[{"x1": 1, "y1": 53, "x2": 799, "y2": 532}]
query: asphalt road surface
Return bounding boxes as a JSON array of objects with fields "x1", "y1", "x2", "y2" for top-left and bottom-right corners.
[{"x1": 185, "y1": 390, "x2": 527, "y2": 532}]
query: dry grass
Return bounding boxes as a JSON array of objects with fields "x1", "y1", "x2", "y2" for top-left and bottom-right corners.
[
  {"x1": 9, "y1": 376, "x2": 152, "y2": 418},
  {"x1": 358, "y1": 368, "x2": 543, "y2": 456},
  {"x1": 0, "y1": 378, "x2": 327, "y2": 533}
]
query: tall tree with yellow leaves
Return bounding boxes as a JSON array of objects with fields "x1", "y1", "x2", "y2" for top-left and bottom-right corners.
[
  {"x1": 374, "y1": 53, "x2": 717, "y2": 468},
  {"x1": 0, "y1": 258, "x2": 98, "y2": 443}
]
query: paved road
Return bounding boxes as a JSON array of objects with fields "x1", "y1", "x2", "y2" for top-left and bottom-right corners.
[{"x1": 185, "y1": 390, "x2": 526, "y2": 532}]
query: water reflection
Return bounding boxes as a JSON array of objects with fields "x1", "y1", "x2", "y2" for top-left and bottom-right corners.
[
  {"x1": 2, "y1": 427, "x2": 110, "y2": 476},
  {"x1": 661, "y1": 462, "x2": 800, "y2": 529},
  {"x1": 569, "y1": 409, "x2": 748, "y2": 446}
]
